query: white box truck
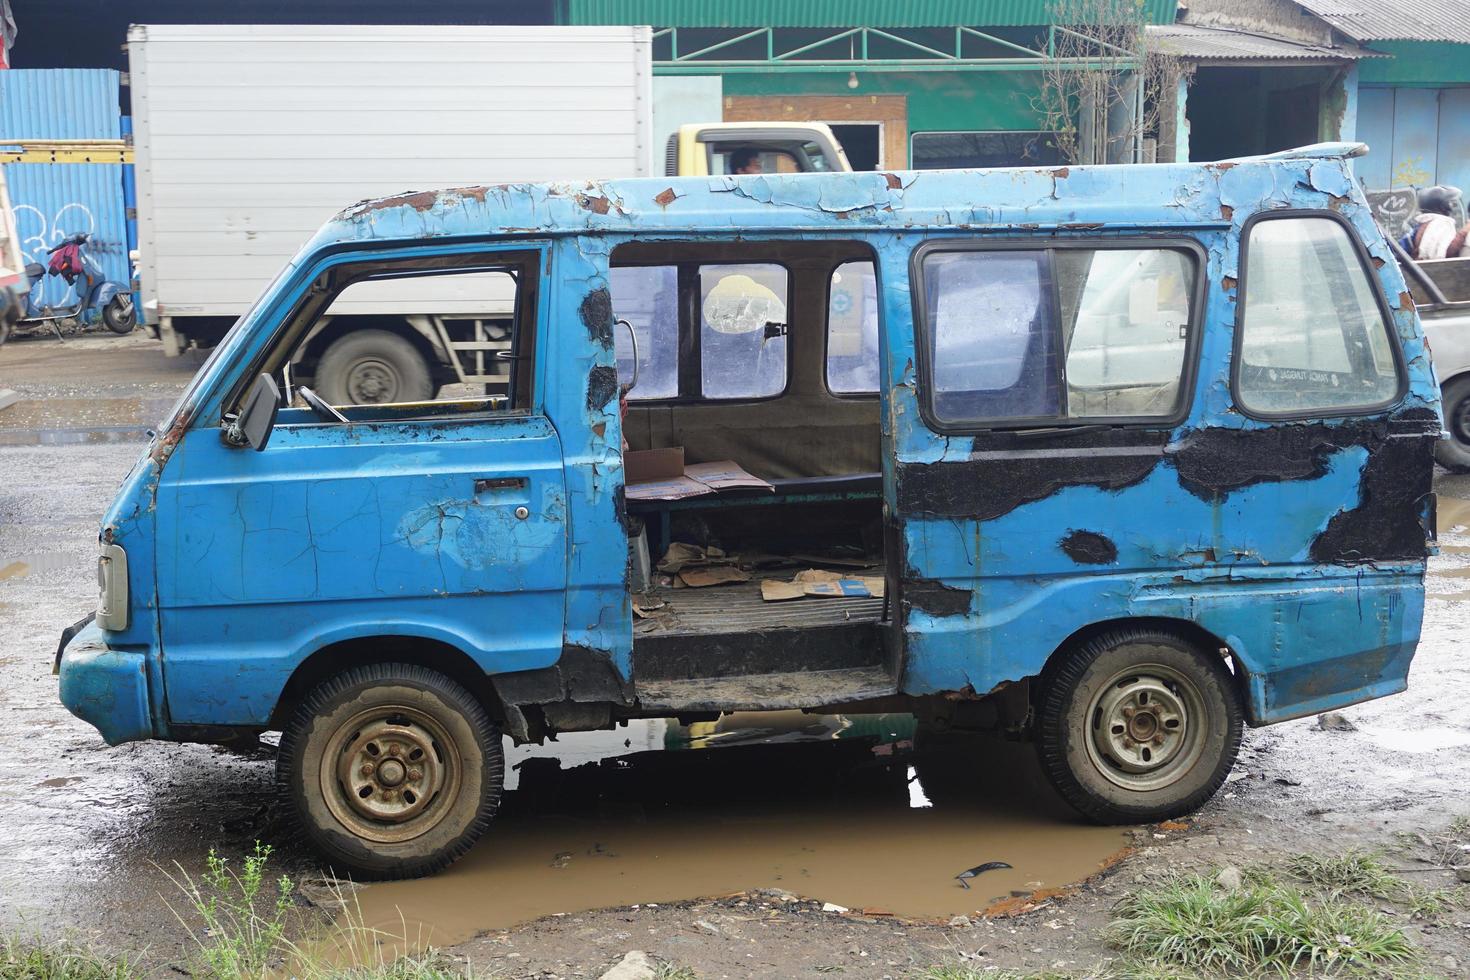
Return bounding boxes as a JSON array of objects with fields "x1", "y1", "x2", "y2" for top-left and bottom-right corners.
[{"x1": 128, "y1": 24, "x2": 849, "y2": 404}]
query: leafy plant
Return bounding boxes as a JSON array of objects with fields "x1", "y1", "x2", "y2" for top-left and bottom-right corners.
[{"x1": 166, "y1": 842, "x2": 294, "y2": 980}]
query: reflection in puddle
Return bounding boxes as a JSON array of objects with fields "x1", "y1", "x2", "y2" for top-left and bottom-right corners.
[{"x1": 353, "y1": 713, "x2": 1132, "y2": 949}]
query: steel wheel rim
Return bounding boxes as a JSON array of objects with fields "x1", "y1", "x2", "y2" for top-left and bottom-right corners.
[
  {"x1": 321, "y1": 705, "x2": 462, "y2": 843},
  {"x1": 345, "y1": 358, "x2": 400, "y2": 403},
  {"x1": 1083, "y1": 663, "x2": 1208, "y2": 793}
]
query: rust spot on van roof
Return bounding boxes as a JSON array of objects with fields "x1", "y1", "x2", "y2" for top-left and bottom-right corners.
[
  {"x1": 653, "y1": 187, "x2": 678, "y2": 207},
  {"x1": 578, "y1": 194, "x2": 612, "y2": 215}
]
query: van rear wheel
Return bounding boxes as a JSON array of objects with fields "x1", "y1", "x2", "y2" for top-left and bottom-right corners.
[
  {"x1": 278, "y1": 663, "x2": 503, "y2": 879},
  {"x1": 1036, "y1": 629, "x2": 1242, "y2": 824}
]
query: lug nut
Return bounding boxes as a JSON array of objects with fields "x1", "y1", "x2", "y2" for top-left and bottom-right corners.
[
  {"x1": 1123, "y1": 707, "x2": 1135, "y2": 718},
  {"x1": 1152, "y1": 735, "x2": 1165, "y2": 746},
  {"x1": 388, "y1": 744, "x2": 402, "y2": 757},
  {"x1": 360, "y1": 764, "x2": 375, "y2": 777},
  {"x1": 408, "y1": 769, "x2": 422, "y2": 781},
  {"x1": 382, "y1": 789, "x2": 396, "y2": 800}
]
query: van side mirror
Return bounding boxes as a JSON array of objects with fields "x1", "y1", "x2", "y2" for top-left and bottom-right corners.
[{"x1": 227, "y1": 374, "x2": 282, "y2": 451}]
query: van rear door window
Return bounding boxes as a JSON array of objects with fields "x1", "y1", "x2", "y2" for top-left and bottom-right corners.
[
  {"x1": 610, "y1": 265, "x2": 679, "y2": 401},
  {"x1": 917, "y1": 245, "x2": 1197, "y2": 429},
  {"x1": 1235, "y1": 215, "x2": 1402, "y2": 416},
  {"x1": 826, "y1": 260, "x2": 881, "y2": 394},
  {"x1": 699, "y1": 263, "x2": 789, "y2": 399}
]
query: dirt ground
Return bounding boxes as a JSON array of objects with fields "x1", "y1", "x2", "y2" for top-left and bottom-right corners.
[{"x1": 1, "y1": 331, "x2": 1468, "y2": 978}]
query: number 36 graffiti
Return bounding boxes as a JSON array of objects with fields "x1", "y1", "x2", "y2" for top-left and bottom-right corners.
[{"x1": 10, "y1": 200, "x2": 120, "y2": 307}]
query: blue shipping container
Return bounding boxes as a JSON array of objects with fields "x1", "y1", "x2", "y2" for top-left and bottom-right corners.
[{"x1": 1, "y1": 69, "x2": 128, "y2": 309}]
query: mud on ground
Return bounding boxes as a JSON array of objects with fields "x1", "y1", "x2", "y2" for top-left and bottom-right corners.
[{"x1": 1, "y1": 335, "x2": 1467, "y2": 978}]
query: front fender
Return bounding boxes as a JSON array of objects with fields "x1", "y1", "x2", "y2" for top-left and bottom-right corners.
[{"x1": 87, "y1": 279, "x2": 123, "y2": 310}]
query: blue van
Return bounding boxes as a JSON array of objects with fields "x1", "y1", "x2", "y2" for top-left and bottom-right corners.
[{"x1": 57, "y1": 144, "x2": 1440, "y2": 878}]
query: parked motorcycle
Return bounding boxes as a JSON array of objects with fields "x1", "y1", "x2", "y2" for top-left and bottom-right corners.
[{"x1": 17, "y1": 233, "x2": 135, "y2": 337}]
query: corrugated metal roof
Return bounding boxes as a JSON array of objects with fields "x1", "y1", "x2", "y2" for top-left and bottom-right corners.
[
  {"x1": 1293, "y1": 0, "x2": 1470, "y2": 45},
  {"x1": 0, "y1": 70, "x2": 121, "y2": 141},
  {"x1": 566, "y1": 0, "x2": 1178, "y2": 27},
  {"x1": 1146, "y1": 24, "x2": 1382, "y2": 61}
]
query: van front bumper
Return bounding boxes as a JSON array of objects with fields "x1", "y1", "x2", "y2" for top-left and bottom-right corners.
[{"x1": 56, "y1": 616, "x2": 156, "y2": 745}]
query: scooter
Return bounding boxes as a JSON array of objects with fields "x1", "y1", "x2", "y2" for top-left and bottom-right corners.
[{"x1": 18, "y1": 232, "x2": 135, "y2": 337}]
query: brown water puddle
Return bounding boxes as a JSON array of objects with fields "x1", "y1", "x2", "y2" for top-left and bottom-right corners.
[
  {"x1": 0, "y1": 396, "x2": 173, "y2": 445},
  {"x1": 0, "y1": 552, "x2": 75, "y2": 581},
  {"x1": 1439, "y1": 496, "x2": 1470, "y2": 535},
  {"x1": 348, "y1": 713, "x2": 1133, "y2": 950}
]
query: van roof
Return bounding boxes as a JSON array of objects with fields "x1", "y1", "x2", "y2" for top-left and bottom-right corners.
[{"x1": 306, "y1": 143, "x2": 1372, "y2": 254}]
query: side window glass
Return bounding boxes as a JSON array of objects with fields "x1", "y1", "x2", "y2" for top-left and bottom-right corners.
[
  {"x1": 610, "y1": 265, "x2": 679, "y2": 401},
  {"x1": 700, "y1": 263, "x2": 788, "y2": 399},
  {"x1": 278, "y1": 260, "x2": 533, "y2": 415},
  {"x1": 827, "y1": 260, "x2": 881, "y2": 395},
  {"x1": 923, "y1": 250, "x2": 1059, "y2": 424},
  {"x1": 1060, "y1": 249, "x2": 1193, "y2": 418},
  {"x1": 1237, "y1": 216, "x2": 1402, "y2": 415},
  {"x1": 919, "y1": 246, "x2": 1198, "y2": 428}
]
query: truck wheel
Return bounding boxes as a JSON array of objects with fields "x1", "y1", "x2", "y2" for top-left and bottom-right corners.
[
  {"x1": 277, "y1": 662, "x2": 503, "y2": 879},
  {"x1": 103, "y1": 295, "x2": 136, "y2": 334},
  {"x1": 316, "y1": 330, "x2": 432, "y2": 405},
  {"x1": 1036, "y1": 628, "x2": 1242, "y2": 825},
  {"x1": 1435, "y1": 376, "x2": 1470, "y2": 473}
]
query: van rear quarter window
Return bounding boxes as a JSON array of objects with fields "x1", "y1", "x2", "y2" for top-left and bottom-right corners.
[
  {"x1": 917, "y1": 244, "x2": 1198, "y2": 428},
  {"x1": 1235, "y1": 215, "x2": 1404, "y2": 416}
]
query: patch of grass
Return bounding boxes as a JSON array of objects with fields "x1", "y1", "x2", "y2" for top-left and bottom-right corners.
[
  {"x1": 327, "y1": 951, "x2": 478, "y2": 979},
  {"x1": 1285, "y1": 851, "x2": 1402, "y2": 901},
  {"x1": 1104, "y1": 873, "x2": 1415, "y2": 975},
  {"x1": 0, "y1": 937, "x2": 136, "y2": 980},
  {"x1": 653, "y1": 965, "x2": 698, "y2": 980}
]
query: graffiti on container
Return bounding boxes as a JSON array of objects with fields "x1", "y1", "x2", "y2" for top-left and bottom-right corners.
[{"x1": 9, "y1": 201, "x2": 101, "y2": 307}]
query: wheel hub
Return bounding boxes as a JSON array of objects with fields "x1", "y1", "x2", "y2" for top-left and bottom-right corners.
[
  {"x1": 346, "y1": 359, "x2": 398, "y2": 403},
  {"x1": 334, "y1": 716, "x2": 445, "y2": 827},
  {"x1": 1084, "y1": 665, "x2": 1207, "y2": 792}
]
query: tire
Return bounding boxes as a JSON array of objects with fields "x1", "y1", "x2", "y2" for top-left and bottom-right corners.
[
  {"x1": 277, "y1": 662, "x2": 503, "y2": 879},
  {"x1": 1036, "y1": 628, "x2": 1242, "y2": 825},
  {"x1": 1435, "y1": 376, "x2": 1470, "y2": 472},
  {"x1": 316, "y1": 329, "x2": 432, "y2": 405},
  {"x1": 103, "y1": 294, "x2": 136, "y2": 334}
]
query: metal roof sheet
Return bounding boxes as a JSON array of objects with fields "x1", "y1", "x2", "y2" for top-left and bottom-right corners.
[
  {"x1": 1146, "y1": 23, "x2": 1382, "y2": 60},
  {"x1": 0, "y1": 70, "x2": 121, "y2": 141},
  {"x1": 565, "y1": 0, "x2": 1179, "y2": 27},
  {"x1": 1292, "y1": 0, "x2": 1470, "y2": 45}
]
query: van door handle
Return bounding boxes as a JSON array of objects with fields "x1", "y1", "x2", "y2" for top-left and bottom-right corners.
[{"x1": 474, "y1": 476, "x2": 527, "y2": 493}]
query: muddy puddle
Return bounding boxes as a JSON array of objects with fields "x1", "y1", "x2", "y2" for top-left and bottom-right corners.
[
  {"x1": 0, "y1": 552, "x2": 76, "y2": 581},
  {"x1": 0, "y1": 396, "x2": 172, "y2": 445},
  {"x1": 349, "y1": 713, "x2": 1132, "y2": 950}
]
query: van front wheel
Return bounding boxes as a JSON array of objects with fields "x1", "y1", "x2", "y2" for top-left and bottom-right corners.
[
  {"x1": 278, "y1": 663, "x2": 503, "y2": 879},
  {"x1": 1036, "y1": 629, "x2": 1242, "y2": 824}
]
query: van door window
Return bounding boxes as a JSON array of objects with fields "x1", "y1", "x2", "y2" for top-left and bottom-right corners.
[
  {"x1": 826, "y1": 260, "x2": 881, "y2": 395},
  {"x1": 254, "y1": 251, "x2": 539, "y2": 417},
  {"x1": 1236, "y1": 215, "x2": 1403, "y2": 416},
  {"x1": 917, "y1": 245, "x2": 1198, "y2": 429},
  {"x1": 610, "y1": 265, "x2": 679, "y2": 400},
  {"x1": 699, "y1": 263, "x2": 789, "y2": 399}
]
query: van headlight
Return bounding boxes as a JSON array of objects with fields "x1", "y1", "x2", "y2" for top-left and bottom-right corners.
[{"x1": 97, "y1": 542, "x2": 129, "y2": 631}]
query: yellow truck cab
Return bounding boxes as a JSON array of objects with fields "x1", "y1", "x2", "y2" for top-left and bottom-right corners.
[{"x1": 667, "y1": 122, "x2": 853, "y2": 176}]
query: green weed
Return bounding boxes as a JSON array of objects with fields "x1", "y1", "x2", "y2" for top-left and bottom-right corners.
[{"x1": 1104, "y1": 873, "x2": 1415, "y2": 975}]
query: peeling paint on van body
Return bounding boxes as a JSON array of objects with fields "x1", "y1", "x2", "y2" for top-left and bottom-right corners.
[{"x1": 57, "y1": 144, "x2": 1440, "y2": 746}]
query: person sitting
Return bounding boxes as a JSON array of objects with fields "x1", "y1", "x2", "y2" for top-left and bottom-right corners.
[
  {"x1": 1400, "y1": 185, "x2": 1462, "y2": 260},
  {"x1": 730, "y1": 148, "x2": 763, "y2": 175}
]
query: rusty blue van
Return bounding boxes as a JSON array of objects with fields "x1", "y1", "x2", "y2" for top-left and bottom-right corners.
[{"x1": 57, "y1": 143, "x2": 1441, "y2": 878}]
